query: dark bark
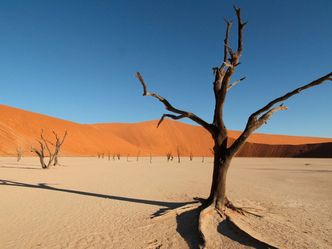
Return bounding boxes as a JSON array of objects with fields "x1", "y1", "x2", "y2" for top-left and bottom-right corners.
[{"x1": 52, "y1": 131, "x2": 67, "y2": 166}]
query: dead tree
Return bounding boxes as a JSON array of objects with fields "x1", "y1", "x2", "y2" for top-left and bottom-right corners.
[
  {"x1": 108, "y1": 152, "x2": 111, "y2": 161},
  {"x1": 149, "y1": 152, "x2": 152, "y2": 164},
  {"x1": 176, "y1": 147, "x2": 181, "y2": 163},
  {"x1": 136, "y1": 150, "x2": 140, "y2": 162},
  {"x1": 16, "y1": 147, "x2": 24, "y2": 162},
  {"x1": 117, "y1": 154, "x2": 121, "y2": 160},
  {"x1": 189, "y1": 152, "x2": 193, "y2": 161},
  {"x1": 52, "y1": 130, "x2": 67, "y2": 166},
  {"x1": 31, "y1": 130, "x2": 56, "y2": 169},
  {"x1": 202, "y1": 156, "x2": 204, "y2": 163},
  {"x1": 136, "y1": 7, "x2": 331, "y2": 219},
  {"x1": 166, "y1": 152, "x2": 173, "y2": 162}
]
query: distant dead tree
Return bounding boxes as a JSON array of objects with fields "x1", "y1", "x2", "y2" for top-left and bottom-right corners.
[
  {"x1": 136, "y1": 150, "x2": 140, "y2": 162},
  {"x1": 16, "y1": 147, "x2": 24, "y2": 162},
  {"x1": 112, "y1": 154, "x2": 115, "y2": 160},
  {"x1": 176, "y1": 147, "x2": 181, "y2": 163},
  {"x1": 101, "y1": 153, "x2": 104, "y2": 159},
  {"x1": 117, "y1": 154, "x2": 120, "y2": 160},
  {"x1": 202, "y1": 156, "x2": 204, "y2": 163},
  {"x1": 136, "y1": 6, "x2": 331, "y2": 244},
  {"x1": 189, "y1": 152, "x2": 193, "y2": 161},
  {"x1": 149, "y1": 152, "x2": 152, "y2": 163},
  {"x1": 166, "y1": 152, "x2": 173, "y2": 162},
  {"x1": 108, "y1": 152, "x2": 111, "y2": 161},
  {"x1": 31, "y1": 130, "x2": 55, "y2": 169},
  {"x1": 97, "y1": 153, "x2": 100, "y2": 159},
  {"x1": 52, "y1": 130, "x2": 67, "y2": 166}
]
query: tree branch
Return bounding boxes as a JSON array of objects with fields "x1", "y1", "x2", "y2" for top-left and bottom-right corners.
[
  {"x1": 223, "y1": 19, "x2": 232, "y2": 66},
  {"x1": 229, "y1": 72, "x2": 332, "y2": 156},
  {"x1": 234, "y1": 6, "x2": 247, "y2": 57},
  {"x1": 227, "y1": 77, "x2": 246, "y2": 91},
  {"x1": 252, "y1": 72, "x2": 332, "y2": 118},
  {"x1": 157, "y1": 114, "x2": 187, "y2": 127},
  {"x1": 213, "y1": 8, "x2": 246, "y2": 133},
  {"x1": 135, "y1": 72, "x2": 213, "y2": 134}
]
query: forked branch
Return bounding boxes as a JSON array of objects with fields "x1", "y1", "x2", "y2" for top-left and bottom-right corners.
[
  {"x1": 229, "y1": 72, "x2": 332, "y2": 156},
  {"x1": 135, "y1": 72, "x2": 213, "y2": 133},
  {"x1": 213, "y1": 7, "x2": 246, "y2": 130}
]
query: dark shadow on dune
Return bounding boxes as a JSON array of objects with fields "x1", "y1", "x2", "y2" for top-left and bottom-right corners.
[
  {"x1": 0, "y1": 179, "x2": 197, "y2": 211},
  {"x1": 0, "y1": 165, "x2": 41, "y2": 170},
  {"x1": 248, "y1": 167, "x2": 332, "y2": 173},
  {"x1": 175, "y1": 208, "x2": 201, "y2": 249},
  {"x1": 218, "y1": 218, "x2": 277, "y2": 249}
]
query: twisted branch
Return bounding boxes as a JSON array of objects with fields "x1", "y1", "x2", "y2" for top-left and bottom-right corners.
[
  {"x1": 229, "y1": 72, "x2": 332, "y2": 156},
  {"x1": 135, "y1": 72, "x2": 213, "y2": 133}
]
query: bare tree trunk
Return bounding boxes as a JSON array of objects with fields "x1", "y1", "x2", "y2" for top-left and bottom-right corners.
[
  {"x1": 16, "y1": 147, "x2": 23, "y2": 162},
  {"x1": 39, "y1": 155, "x2": 47, "y2": 169},
  {"x1": 209, "y1": 155, "x2": 232, "y2": 210},
  {"x1": 52, "y1": 131, "x2": 67, "y2": 166},
  {"x1": 53, "y1": 156, "x2": 58, "y2": 166}
]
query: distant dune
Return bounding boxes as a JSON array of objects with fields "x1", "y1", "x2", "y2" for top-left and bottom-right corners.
[{"x1": 0, "y1": 104, "x2": 331, "y2": 157}]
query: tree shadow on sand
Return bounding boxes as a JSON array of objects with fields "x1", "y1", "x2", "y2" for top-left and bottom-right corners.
[
  {"x1": 0, "y1": 178, "x2": 197, "y2": 215},
  {"x1": 0, "y1": 165, "x2": 42, "y2": 170},
  {"x1": 217, "y1": 218, "x2": 277, "y2": 249},
  {"x1": 175, "y1": 207, "x2": 201, "y2": 249}
]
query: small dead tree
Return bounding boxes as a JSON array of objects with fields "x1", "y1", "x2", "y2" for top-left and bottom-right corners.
[
  {"x1": 16, "y1": 147, "x2": 24, "y2": 162},
  {"x1": 117, "y1": 154, "x2": 121, "y2": 160},
  {"x1": 52, "y1": 130, "x2": 67, "y2": 166},
  {"x1": 136, "y1": 150, "x2": 140, "y2": 162},
  {"x1": 176, "y1": 147, "x2": 181, "y2": 163},
  {"x1": 136, "y1": 6, "x2": 331, "y2": 237},
  {"x1": 31, "y1": 130, "x2": 56, "y2": 169},
  {"x1": 108, "y1": 152, "x2": 111, "y2": 161},
  {"x1": 189, "y1": 152, "x2": 193, "y2": 161},
  {"x1": 166, "y1": 152, "x2": 173, "y2": 162},
  {"x1": 202, "y1": 156, "x2": 204, "y2": 163},
  {"x1": 149, "y1": 152, "x2": 152, "y2": 164}
]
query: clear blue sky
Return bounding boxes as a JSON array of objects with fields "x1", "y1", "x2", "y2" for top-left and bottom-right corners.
[{"x1": 0, "y1": 0, "x2": 331, "y2": 137}]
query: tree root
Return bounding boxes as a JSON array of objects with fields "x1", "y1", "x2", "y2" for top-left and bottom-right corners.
[
  {"x1": 225, "y1": 197, "x2": 264, "y2": 218},
  {"x1": 198, "y1": 202, "x2": 276, "y2": 249}
]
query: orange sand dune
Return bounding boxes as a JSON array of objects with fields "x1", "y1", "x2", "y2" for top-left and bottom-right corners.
[{"x1": 0, "y1": 104, "x2": 331, "y2": 157}]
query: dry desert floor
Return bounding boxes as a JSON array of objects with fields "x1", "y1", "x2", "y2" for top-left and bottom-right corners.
[{"x1": 0, "y1": 157, "x2": 331, "y2": 249}]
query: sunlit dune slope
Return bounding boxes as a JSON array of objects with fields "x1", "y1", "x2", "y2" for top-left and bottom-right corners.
[{"x1": 0, "y1": 104, "x2": 331, "y2": 157}]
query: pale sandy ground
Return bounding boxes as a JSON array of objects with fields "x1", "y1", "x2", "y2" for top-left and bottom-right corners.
[{"x1": 0, "y1": 157, "x2": 331, "y2": 249}]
